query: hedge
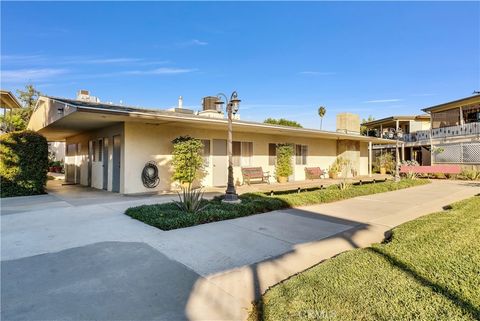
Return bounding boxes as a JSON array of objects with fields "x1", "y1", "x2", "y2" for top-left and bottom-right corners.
[{"x1": 0, "y1": 130, "x2": 49, "y2": 197}]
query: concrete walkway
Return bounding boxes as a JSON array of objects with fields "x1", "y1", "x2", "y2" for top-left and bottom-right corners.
[{"x1": 1, "y1": 180, "x2": 478, "y2": 320}]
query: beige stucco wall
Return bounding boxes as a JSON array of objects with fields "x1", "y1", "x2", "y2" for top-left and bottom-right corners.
[
  {"x1": 62, "y1": 121, "x2": 371, "y2": 194},
  {"x1": 65, "y1": 123, "x2": 124, "y2": 192},
  {"x1": 28, "y1": 97, "x2": 76, "y2": 131},
  {"x1": 123, "y1": 122, "x2": 369, "y2": 194},
  {"x1": 409, "y1": 120, "x2": 431, "y2": 133}
]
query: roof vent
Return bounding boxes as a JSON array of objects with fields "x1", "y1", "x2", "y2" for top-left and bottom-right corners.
[
  {"x1": 167, "y1": 95, "x2": 194, "y2": 114},
  {"x1": 76, "y1": 90, "x2": 100, "y2": 103},
  {"x1": 178, "y1": 96, "x2": 183, "y2": 109}
]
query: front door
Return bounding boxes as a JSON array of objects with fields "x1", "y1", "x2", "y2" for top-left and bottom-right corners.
[
  {"x1": 212, "y1": 139, "x2": 228, "y2": 186},
  {"x1": 66, "y1": 143, "x2": 77, "y2": 183},
  {"x1": 103, "y1": 138, "x2": 109, "y2": 190},
  {"x1": 112, "y1": 135, "x2": 121, "y2": 193}
]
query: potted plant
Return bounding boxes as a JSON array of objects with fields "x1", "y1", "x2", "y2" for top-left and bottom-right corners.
[
  {"x1": 377, "y1": 153, "x2": 394, "y2": 175},
  {"x1": 328, "y1": 158, "x2": 342, "y2": 179},
  {"x1": 48, "y1": 160, "x2": 63, "y2": 173},
  {"x1": 275, "y1": 144, "x2": 293, "y2": 183}
]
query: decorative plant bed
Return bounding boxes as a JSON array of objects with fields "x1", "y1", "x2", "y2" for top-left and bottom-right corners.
[{"x1": 125, "y1": 179, "x2": 429, "y2": 231}]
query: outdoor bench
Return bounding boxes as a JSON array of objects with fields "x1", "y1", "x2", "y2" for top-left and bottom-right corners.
[
  {"x1": 305, "y1": 167, "x2": 326, "y2": 179},
  {"x1": 241, "y1": 167, "x2": 270, "y2": 185},
  {"x1": 400, "y1": 165, "x2": 461, "y2": 176}
]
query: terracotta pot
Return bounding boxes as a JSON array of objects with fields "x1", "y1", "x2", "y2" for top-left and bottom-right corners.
[
  {"x1": 277, "y1": 176, "x2": 288, "y2": 183},
  {"x1": 380, "y1": 167, "x2": 387, "y2": 175},
  {"x1": 329, "y1": 172, "x2": 338, "y2": 179}
]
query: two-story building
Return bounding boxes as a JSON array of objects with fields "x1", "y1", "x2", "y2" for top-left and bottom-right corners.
[
  {"x1": 422, "y1": 94, "x2": 480, "y2": 169},
  {"x1": 362, "y1": 94, "x2": 480, "y2": 169},
  {"x1": 361, "y1": 114, "x2": 432, "y2": 165}
]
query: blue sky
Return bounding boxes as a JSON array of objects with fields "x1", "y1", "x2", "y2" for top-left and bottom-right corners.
[{"x1": 1, "y1": 1, "x2": 479, "y2": 130}]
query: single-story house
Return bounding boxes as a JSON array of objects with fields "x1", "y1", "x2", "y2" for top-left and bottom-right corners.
[{"x1": 27, "y1": 91, "x2": 393, "y2": 194}]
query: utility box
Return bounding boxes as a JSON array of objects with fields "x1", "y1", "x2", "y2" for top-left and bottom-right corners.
[{"x1": 336, "y1": 113, "x2": 360, "y2": 135}]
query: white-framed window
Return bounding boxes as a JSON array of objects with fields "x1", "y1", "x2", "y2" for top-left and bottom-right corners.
[
  {"x1": 268, "y1": 143, "x2": 276, "y2": 166},
  {"x1": 295, "y1": 144, "x2": 308, "y2": 165},
  {"x1": 233, "y1": 141, "x2": 253, "y2": 166},
  {"x1": 201, "y1": 139, "x2": 211, "y2": 166},
  {"x1": 92, "y1": 141, "x2": 97, "y2": 161}
]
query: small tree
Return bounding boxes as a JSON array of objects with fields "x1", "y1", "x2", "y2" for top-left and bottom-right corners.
[
  {"x1": 338, "y1": 157, "x2": 352, "y2": 190},
  {"x1": 171, "y1": 136, "x2": 204, "y2": 188},
  {"x1": 275, "y1": 144, "x2": 293, "y2": 182},
  {"x1": 318, "y1": 106, "x2": 326, "y2": 130}
]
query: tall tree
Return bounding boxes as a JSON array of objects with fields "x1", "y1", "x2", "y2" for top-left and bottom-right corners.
[
  {"x1": 17, "y1": 84, "x2": 42, "y2": 110},
  {"x1": 1, "y1": 84, "x2": 42, "y2": 132},
  {"x1": 318, "y1": 106, "x2": 326, "y2": 130},
  {"x1": 360, "y1": 115, "x2": 376, "y2": 136},
  {"x1": 264, "y1": 118, "x2": 303, "y2": 128}
]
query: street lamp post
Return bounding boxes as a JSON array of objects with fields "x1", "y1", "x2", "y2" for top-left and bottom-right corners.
[{"x1": 215, "y1": 91, "x2": 241, "y2": 203}]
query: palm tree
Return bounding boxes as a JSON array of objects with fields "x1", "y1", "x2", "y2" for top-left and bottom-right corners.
[{"x1": 318, "y1": 106, "x2": 326, "y2": 130}]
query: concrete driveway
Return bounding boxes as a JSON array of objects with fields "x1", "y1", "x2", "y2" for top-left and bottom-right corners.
[{"x1": 1, "y1": 180, "x2": 479, "y2": 320}]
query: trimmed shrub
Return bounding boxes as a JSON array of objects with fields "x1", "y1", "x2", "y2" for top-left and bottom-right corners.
[{"x1": 1, "y1": 130, "x2": 49, "y2": 197}]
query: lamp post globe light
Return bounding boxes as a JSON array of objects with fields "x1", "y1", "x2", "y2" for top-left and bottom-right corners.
[{"x1": 215, "y1": 91, "x2": 241, "y2": 203}]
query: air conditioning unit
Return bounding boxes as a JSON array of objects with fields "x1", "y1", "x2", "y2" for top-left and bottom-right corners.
[{"x1": 76, "y1": 90, "x2": 100, "y2": 103}]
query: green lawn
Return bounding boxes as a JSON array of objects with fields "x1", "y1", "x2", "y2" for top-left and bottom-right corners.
[
  {"x1": 126, "y1": 179, "x2": 429, "y2": 231},
  {"x1": 250, "y1": 196, "x2": 480, "y2": 321}
]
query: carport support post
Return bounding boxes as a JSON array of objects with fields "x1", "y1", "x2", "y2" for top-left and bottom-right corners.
[
  {"x1": 368, "y1": 141, "x2": 372, "y2": 177},
  {"x1": 395, "y1": 139, "x2": 400, "y2": 182}
]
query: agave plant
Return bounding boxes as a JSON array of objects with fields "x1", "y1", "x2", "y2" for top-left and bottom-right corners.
[{"x1": 173, "y1": 186, "x2": 208, "y2": 214}]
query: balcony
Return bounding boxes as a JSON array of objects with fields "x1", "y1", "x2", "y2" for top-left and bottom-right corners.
[
  {"x1": 373, "y1": 122, "x2": 480, "y2": 144},
  {"x1": 401, "y1": 122, "x2": 480, "y2": 143}
]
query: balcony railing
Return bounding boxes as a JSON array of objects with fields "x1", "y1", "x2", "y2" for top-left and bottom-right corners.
[
  {"x1": 430, "y1": 122, "x2": 480, "y2": 139},
  {"x1": 403, "y1": 130, "x2": 430, "y2": 142},
  {"x1": 375, "y1": 122, "x2": 480, "y2": 143}
]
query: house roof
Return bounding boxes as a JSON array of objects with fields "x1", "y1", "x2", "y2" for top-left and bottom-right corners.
[
  {"x1": 30, "y1": 95, "x2": 395, "y2": 144},
  {"x1": 422, "y1": 94, "x2": 480, "y2": 113},
  {"x1": 361, "y1": 115, "x2": 429, "y2": 127},
  {"x1": 0, "y1": 90, "x2": 22, "y2": 109},
  {"x1": 48, "y1": 96, "x2": 171, "y2": 115}
]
